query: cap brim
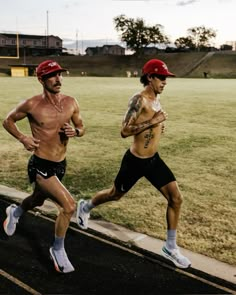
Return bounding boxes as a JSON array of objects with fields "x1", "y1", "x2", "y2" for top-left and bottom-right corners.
[{"x1": 167, "y1": 72, "x2": 175, "y2": 77}]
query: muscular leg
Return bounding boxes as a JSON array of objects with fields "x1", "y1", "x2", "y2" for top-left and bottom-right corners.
[
  {"x1": 77, "y1": 184, "x2": 125, "y2": 229},
  {"x1": 160, "y1": 180, "x2": 183, "y2": 230},
  {"x1": 159, "y1": 180, "x2": 183, "y2": 250},
  {"x1": 21, "y1": 183, "x2": 48, "y2": 212},
  {"x1": 159, "y1": 181, "x2": 191, "y2": 268},
  {"x1": 91, "y1": 184, "x2": 125, "y2": 207},
  {"x1": 36, "y1": 175, "x2": 76, "y2": 273},
  {"x1": 36, "y1": 175, "x2": 76, "y2": 238}
]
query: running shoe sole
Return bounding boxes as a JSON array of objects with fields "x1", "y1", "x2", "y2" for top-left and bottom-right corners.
[
  {"x1": 49, "y1": 247, "x2": 64, "y2": 273},
  {"x1": 49, "y1": 247, "x2": 75, "y2": 273},
  {"x1": 161, "y1": 247, "x2": 191, "y2": 269},
  {"x1": 3, "y1": 205, "x2": 17, "y2": 236}
]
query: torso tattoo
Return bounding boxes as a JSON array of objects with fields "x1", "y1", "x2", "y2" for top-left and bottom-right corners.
[{"x1": 144, "y1": 128, "x2": 154, "y2": 148}]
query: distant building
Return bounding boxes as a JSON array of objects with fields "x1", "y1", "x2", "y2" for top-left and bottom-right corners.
[
  {"x1": 220, "y1": 44, "x2": 233, "y2": 51},
  {"x1": 225, "y1": 41, "x2": 236, "y2": 51},
  {"x1": 142, "y1": 47, "x2": 165, "y2": 55},
  {"x1": 0, "y1": 33, "x2": 63, "y2": 57},
  {"x1": 85, "y1": 45, "x2": 125, "y2": 56}
]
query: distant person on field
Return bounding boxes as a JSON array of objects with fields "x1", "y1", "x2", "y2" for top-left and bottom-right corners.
[
  {"x1": 77, "y1": 59, "x2": 191, "y2": 269},
  {"x1": 133, "y1": 70, "x2": 138, "y2": 77},
  {"x1": 126, "y1": 70, "x2": 131, "y2": 78},
  {"x1": 2, "y1": 60, "x2": 85, "y2": 274}
]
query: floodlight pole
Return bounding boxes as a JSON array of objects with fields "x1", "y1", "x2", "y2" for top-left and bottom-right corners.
[
  {"x1": 23, "y1": 47, "x2": 26, "y2": 64},
  {"x1": 46, "y1": 10, "x2": 49, "y2": 50},
  {"x1": 76, "y1": 29, "x2": 79, "y2": 55},
  {"x1": 16, "y1": 33, "x2": 19, "y2": 58},
  {"x1": 47, "y1": 11, "x2": 49, "y2": 36}
]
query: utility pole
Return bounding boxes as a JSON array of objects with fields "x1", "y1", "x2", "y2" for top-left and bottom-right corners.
[
  {"x1": 46, "y1": 10, "x2": 49, "y2": 53},
  {"x1": 81, "y1": 34, "x2": 84, "y2": 55},
  {"x1": 76, "y1": 29, "x2": 79, "y2": 55}
]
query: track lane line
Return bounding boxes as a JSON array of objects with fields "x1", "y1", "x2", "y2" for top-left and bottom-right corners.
[{"x1": 0, "y1": 269, "x2": 42, "y2": 295}]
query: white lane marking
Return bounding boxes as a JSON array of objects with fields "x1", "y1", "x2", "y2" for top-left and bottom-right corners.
[{"x1": 0, "y1": 269, "x2": 42, "y2": 295}]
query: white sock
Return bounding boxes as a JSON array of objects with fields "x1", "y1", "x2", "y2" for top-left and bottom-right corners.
[
  {"x1": 166, "y1": 229, "x2": 177, "y2": 250},
  {"x1": 83, "y1": 200, "x2": 95, "y2": 213}
]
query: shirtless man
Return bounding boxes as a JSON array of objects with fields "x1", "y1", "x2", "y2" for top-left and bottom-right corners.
[
  {"x1": 3, "y1": 60, "x2": 85, "y2": 273},
  {"x1": 77, "y1": 59, "x2": 191, "y2": 269}
]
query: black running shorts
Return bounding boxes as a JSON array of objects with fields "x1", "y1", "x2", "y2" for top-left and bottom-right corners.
[
  {"x1": 114, "y1": 149, "x2": 176, "y2": 193},
  {"x1": 28, "y1": 155, "x2": 67, "y2": 183}
]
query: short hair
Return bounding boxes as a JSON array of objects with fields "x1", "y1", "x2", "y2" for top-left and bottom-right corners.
[
  {"x1": 140, "y1": 73, "x2": 167, "y2": 86},
  {"x1": 140, "y1": 74, "x2": 149, "y2": 86}
]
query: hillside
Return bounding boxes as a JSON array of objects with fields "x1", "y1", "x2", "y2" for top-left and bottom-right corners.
[
  {"x1": 187, "y1": 51, "x2": 236, "y2": 78},
  {"x1": 1, "y1": 51, "x2": 236, "y2": 78}
]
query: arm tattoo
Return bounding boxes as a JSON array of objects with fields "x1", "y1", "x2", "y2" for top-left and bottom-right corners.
[
  {"x1": 124, "y1": 94, "x2": 142, "y2": 125},
  {"x1": 122, "y1": 94, "x2": 156, "y2": 137}
]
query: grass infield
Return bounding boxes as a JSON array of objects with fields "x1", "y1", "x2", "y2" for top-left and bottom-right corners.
[{"x1": 0, "y1": 76, "x2": 235, "y2": 266}]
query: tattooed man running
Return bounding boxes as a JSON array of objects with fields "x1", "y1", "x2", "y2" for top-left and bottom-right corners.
[{"x1": 77, "y1": 59, "x2": 191, "y2": 269}]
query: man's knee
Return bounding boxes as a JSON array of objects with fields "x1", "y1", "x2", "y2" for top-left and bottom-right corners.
[
  {"x1": 169, "y1": 191, "x2": 183, "y2": 208},
  {"x1": 161, "y1": 181, "x2": 183, "y2": 208},
  {"x1": 63, "y1": 199, "x2": 76, "y2": 215}
]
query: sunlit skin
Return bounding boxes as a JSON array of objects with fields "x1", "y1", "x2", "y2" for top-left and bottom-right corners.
[
  {"x1": 121, "y1": 75, "x2": 168, "y2": 158},
  {"x1": 3, "y1": 71, "x2": 85, "y2": 160},
  {"x1": 2, "y1": 70, "x2": 85, "y2": 238},
  {"x1": 90, "y1": 75, "x2": 183, "y2": 234}
]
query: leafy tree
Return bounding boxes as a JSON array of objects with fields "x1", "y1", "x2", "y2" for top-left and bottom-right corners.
[
  {"x1": 114, "y1": 14, "x2": 169, "y2": 55},
  {"x1": 175, "y1": 36, "x2": 195, "y2": 50},
  {"x1": 187, "y1": 26, "x2": 216, "y2": 50}
]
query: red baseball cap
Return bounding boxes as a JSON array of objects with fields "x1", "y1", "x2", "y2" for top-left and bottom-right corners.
[
  {"x1": 36, "y1": 60, "x2": 67, "y2": 78},
  {"x1": 142, "y1": 59, "x2": 175, "y2": 77}
]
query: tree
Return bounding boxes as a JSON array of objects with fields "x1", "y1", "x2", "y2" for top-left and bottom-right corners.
[
  {"x1": 114, "y1": 14, "x2": 169, "y2": 55},
  {"x1": 187, "y1": 26, "x2": 216, "y2": 50},
  {"x1": 175, "y1": 36, "x2": 195, "y2": 50}
]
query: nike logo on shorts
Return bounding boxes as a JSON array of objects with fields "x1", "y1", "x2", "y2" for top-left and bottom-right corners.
[
  {"x1": 120, "y1": 184, "x2": 126, "y2": 192},
  {"x1": 36, "y1": 169, "x2": 48, "y2": 177}
]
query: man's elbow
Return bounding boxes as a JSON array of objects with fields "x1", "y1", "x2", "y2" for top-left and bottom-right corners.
[
  {"x1": 2, "y1": 119, "x2": 8, "y2": 129},
  {"x1": 120, "y1": 130, "x2": 128, "y2": 138},
  {"x1": 3, "y1": 117, "x2": 15, "y2": 131}
]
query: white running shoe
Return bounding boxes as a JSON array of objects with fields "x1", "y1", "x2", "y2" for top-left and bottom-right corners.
[
  {"x1": 49, "y1": 247, "x2": 75, "y2": 273},
  {"x1": 76, "y1": 199, "x2": 90, "y2": 230},
  {"x1": 3, "y1": 204, "x2": 19, "y2": 236},
  {"x1": 161, "y1": 246, "x2": 191, "y2": 269}
]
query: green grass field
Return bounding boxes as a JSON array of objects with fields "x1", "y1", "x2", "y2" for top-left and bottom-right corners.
[{"x1": 0, "y1": 77, "x2": 235, "y2": 265}]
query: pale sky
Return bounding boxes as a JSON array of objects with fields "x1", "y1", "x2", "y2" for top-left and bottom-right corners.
[{"x1": 1, "y1": 0, "x2": 235, "y2": 47}]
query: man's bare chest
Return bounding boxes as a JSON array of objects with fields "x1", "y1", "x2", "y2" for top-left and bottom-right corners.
[
  {"x1": 29, "y1": 106, "x2": 72, "y2": 128},
  {"x1": 137, "y1": 99, "x2": 162, "y2": 123}
]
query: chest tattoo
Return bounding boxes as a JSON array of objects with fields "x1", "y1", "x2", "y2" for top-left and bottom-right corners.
[{"x1": 144, "y1": 128, "x2": 154, "y2": 148}]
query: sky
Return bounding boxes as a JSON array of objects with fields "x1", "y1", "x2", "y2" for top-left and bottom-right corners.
[{"x1": 1, "y1": 0, "x2": 235, "y2": 48}]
